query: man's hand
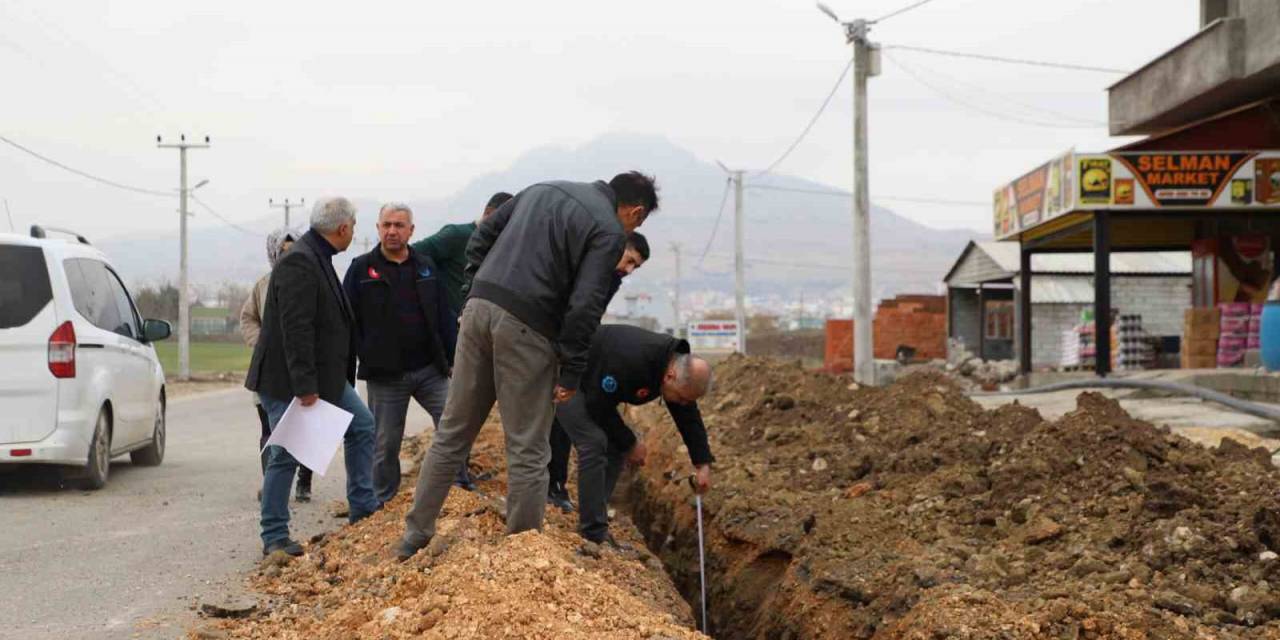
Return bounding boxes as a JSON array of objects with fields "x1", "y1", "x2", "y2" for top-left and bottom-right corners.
[
  {"x1": 298, "y1": 393, "x2": 319, "y2": 407},
  {"x1": 693, "y1": 464, "x2": 712, "y2": 494},
  {"x1": 552, "y1": 385, "x2": 576, "y2": 404},
  {"x1": 626, "y1": 441, "x2": 648, "y2": 467}
]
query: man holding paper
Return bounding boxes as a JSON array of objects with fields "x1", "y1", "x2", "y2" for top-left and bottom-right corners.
[{"x1": 245, "y1": 196, "x2": 378, "y2": 557}]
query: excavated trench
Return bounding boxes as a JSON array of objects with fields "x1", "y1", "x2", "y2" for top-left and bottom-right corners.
[{"x1": 616, "y1": 356, "x2": 1280, "y2": 640}]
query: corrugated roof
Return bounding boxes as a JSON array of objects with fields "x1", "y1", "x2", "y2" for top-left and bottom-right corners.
[
  {"x1": 973, "y1": 241, "x2": 1191, "y2": 275},
  {"x1": 1031, "y1": 276, "x2": 1095, "y2": 304}
]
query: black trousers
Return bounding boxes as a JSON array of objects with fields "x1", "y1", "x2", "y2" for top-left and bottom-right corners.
[
  {"x1": 548, "y1": 417, "x2": 572, "y2": 490},
  {"x1": 257, "y1": 404, "x2": 312, "y2": 485},
  {"x1": 555, "y1": 395, "x2": 628, "y2": 542}
]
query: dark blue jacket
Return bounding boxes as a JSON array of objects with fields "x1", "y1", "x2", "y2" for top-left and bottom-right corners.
[{"x1": 343, "y1": 245, "x2": 457, "y2": 381}]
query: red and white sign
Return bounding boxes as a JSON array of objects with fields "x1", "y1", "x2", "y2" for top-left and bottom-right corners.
[{"x1": 687, "y1": 321, "x2": 741, "y2": 353}]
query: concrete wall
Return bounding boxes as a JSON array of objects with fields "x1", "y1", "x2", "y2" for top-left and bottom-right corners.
[
  {"x1": 1027, "y1": 276, "x2": 1192, "y2": 368},
  {"x1": 948, "y1": 288, "x2": 981, "y2": 357}
]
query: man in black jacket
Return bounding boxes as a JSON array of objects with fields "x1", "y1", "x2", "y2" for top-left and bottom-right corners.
[
  {"x1": 245, "y1": 196, "x2": 378, "y2": 557},
  {"x1": 397, "y1": 172, "x2": 659, "y2": 560},
  {"x1": 547, "y1": 231, "x2": 650, "y2": 512},
  {"x1": 343, "y1": 203, "x2": 459, "y2": 507},
  {"x1": 557, "y1": 324, "x2": 714, "y2": 546}
]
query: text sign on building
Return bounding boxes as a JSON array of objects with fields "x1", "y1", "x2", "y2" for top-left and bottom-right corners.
[
  {"x1": 687, "y1": 321, "x2": 740, "y2": 354},
  {"x1": 995, "y1": 150, "x2": 1280, "y2": 240}
]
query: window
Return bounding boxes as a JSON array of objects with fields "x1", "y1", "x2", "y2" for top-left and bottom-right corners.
[
  {"x1": 64, "y1": 258, "x2": 134, "y2": 339},
  {"x1": 0, "y1": 245, "x2": 53, "y2": 329},
  {"x1": 984, "y1": 300, "x2": 1014, "y2": 340},
  {"x1": 104, "y1": 267, "x2": 141, "y2": 340}
]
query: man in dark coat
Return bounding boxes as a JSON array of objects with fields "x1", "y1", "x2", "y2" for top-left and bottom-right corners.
[
  {"x1": 555, "y1": 324, "x2": 714, "y2": 546},
  {"x1": 546, "y1": 231, "x2": 650, "y2": 512},
  {"x1": 396, "y1": 172, "x2": 659, "y2": 560},
  {"x1": 343, "y1": 203, "x2": 459, "y2": 506},
  {"x1": 245, "y1": 196, "x2": 378, "y2": 557}
]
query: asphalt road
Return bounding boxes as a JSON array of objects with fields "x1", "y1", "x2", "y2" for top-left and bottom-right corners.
[{"x1": 0, "y1": 385, "x2": 429, "y2": 639}]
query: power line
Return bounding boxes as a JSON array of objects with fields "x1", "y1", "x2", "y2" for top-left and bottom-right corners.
[
  {"x1": 697, "y1": 178, "x2": 733, "y2": 265},
  {"x1": 883, "y1": 44, "x2": 1128, "y2": 74},
  {"x1": 755, "y1": 59, "x2": 853, "y2": 177},
  {"x1": 874, "y1": 0, "x2": 942, "y2": 23},
  {"x1": 0, "y1": 134, "x2": 173, "y2": 197},
  {"x1": 884, "y1": 53, "x2": 1104, "y2": 129},
  {"x1": 190, "y1": 195, "x2": 263, "y2": 237},
  {"x1": 746, "y1": 184, "x2": 989, "y2": 207}
]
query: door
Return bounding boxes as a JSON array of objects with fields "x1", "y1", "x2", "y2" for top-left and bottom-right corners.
[
  {"x1": 0, "y1": 244, "x2": 58, "y2": 444},
  {"x1": 64, "y1": 259, "x2": 151, "y2": 447},
  {"x1": 100, "y1": 264, "x2": 155, "y2": 448}
]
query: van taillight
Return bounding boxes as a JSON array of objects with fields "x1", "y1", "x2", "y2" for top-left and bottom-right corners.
[{"x1": 48, "y1": 321, "x2": 76, "y2": 378}]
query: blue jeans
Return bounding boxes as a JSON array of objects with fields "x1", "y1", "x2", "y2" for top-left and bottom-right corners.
[{"x1": 259, "y1": 385, "x2": 377, "y2": 547}]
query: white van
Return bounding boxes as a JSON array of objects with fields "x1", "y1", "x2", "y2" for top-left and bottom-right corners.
[{"x1": 0, "y1": 227, "x2": 170, "y2": 489}]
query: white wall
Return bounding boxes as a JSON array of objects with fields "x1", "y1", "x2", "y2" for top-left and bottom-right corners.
[{"x1": 1029, "y1": 276, "x2": 1191, "y2": 368}]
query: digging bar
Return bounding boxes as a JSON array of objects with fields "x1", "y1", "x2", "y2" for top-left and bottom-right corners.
[{"x1": 687, "y1": 475, "x2": 708, "y2": 634}]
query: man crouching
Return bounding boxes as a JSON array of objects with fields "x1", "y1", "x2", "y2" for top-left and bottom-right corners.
[{"x1": 557, "y1": 324, "x2": 714, "y2": 547}]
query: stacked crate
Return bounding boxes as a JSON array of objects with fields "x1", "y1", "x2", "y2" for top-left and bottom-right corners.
[
  {"x1": 1112, "y1": 314, "x2": 1155, "y2": 371},
  {"x1": 1181, "y1": 308, "x2": 1219, "y2": 369},
  {"x1": 1217, "y1": 303, "x2": 1251, "y2": 368}
]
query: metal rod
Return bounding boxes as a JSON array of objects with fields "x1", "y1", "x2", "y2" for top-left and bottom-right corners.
[{"x1": 695, "y1": 493, "x2": 708, "y2": 634}]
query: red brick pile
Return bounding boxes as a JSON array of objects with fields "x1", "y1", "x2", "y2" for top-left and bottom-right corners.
[{"x1": 824, "y1": 294, "x2": 947, "y2": 372}]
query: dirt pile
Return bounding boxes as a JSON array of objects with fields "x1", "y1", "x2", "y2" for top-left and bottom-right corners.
[
  {"x1": 195, "y1": 417, "x2": 705, "y2": 640},
  {"x1": 627, "y1": 354, "x2": 1280, "y2": 639}
]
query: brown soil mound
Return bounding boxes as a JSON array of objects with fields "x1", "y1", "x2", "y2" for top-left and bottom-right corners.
[
  {"x1": 196, "y1": 417, "x2": 704, "y2": 639},
  {"x1": 627, "y1": 354, "x2": 1280, "y2": 639}
]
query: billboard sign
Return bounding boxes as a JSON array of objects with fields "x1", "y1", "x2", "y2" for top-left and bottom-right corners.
[
  {"x1": 995, "y1": 150, "x2": 1280, "y2": 240},
  {"x1": 687, "y1": 320, "x2": 740, "y2": 354}
]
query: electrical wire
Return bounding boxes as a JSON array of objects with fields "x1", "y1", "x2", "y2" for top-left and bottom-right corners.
[
  {"x1": 0, "y1": 134, "x2": 173, "y2": 197},
  {"x1": 884, "y1": 53, "x2": 1104, "y2": 129},
  {"x1": 755, "y1": 59, "x2": 854, "y2": 177},
  {"x1": 747, "y1": 184, "x2": 988, "y2": 207},
  {"x1": 189, "y1": 195, "x2": 263, "y2": 237},
  {"x1": 874, "y1": 0, "x2": 942, "y2": 23},
  {"x1": 697, "y1": 178, "x2": 733, "y2": 266},
  {"x1": 883, "y1": 44, "x2": 1128, "y2": 74}
]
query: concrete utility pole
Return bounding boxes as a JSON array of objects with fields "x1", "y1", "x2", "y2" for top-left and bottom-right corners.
[
  {"x1": 731, "y1": 170, "x2": 747, "y2": 354},
  {"x1": 670, "y1": 242, "x2": 683, "y2": 335},
  {"x1": 157, "y1": 134, "x2": 210, "y2": 382},
  {"x1": 269, "y1": 198, "x2": 305, "y2": 228},
  {"x1": 820, "y1": 3, "x2": 880, "y2": 385}
]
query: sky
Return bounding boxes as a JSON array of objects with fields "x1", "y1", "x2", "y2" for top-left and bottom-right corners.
[{"x1": 0, "y1": 0, "x2": 1201, "y2": 243}]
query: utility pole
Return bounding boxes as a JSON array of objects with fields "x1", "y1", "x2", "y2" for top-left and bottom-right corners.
[
  {"x1": 820, "y1": 4, "x2": 880, "y2": 385},
  {"x1": 157, "y1": 134, "x2": 210, "y2": 381},
  {"x1": 269, "y1": 198, "x2": 305, "y2": 228},
  {"x1": 670, "y1": 242, "x2": 683, "y2": 335},
  {"x1": 732, "y1": 170, "x2": 747, "y2": 354}
]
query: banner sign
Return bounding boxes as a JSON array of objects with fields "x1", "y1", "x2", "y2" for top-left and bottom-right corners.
[
  {"x1": 687, "y1": 321, "x2": 740, "y2": 354},
  {"x1": 995, "y1": 150, "x2": 1280, "y2": 240}
]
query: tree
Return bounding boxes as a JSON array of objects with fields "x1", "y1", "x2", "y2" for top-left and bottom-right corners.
[{"x1": 133, "y1": 282, "x2": 179, "y2": 323}]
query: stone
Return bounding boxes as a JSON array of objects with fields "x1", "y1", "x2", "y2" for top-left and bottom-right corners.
[
  {"x1": 578, "y1": 542, "x2": 602, "y2": 559},
  {"x1": 200, "y1": 597, "x2": 258, "y2": 619},
  {"x1": 427, "y1": 535, "x2": 453, "y2": 558},
  {"x1": 191, "y1": 626, "x2": 229, "y2": 639},
  {"x1": 847, "y1": 409, "x2": 861, "y2": 421},
  {"x1": 261, "y1": 550, "x2": 293, "y2": 568},
  {"x1": 1261, "y1": 551, "x2": 1279, "y2": 562},
  {"x1": 773, "y1": 394, "x2": 797, "y2": 411},
  {"x1": 812, "y1": 457, "x2": 828, "y2": 472},
  {"x1": 1153, "y1": 591, "x2": 1202, "y2": 616},
  {"x1": 1021, "y1": 516, "x2": 1064, "y2": 545},
  {"x1": 378, "y1": 606, "x2": 403, "y2": 625}
]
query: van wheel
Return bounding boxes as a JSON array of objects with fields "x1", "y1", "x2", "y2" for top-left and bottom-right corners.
[
  {"x1": 131, "y1": 395, "x2": 165, "y2": 467},
  {"x1": 76, "y1": 409, "x2": 112, "y2": 490}
]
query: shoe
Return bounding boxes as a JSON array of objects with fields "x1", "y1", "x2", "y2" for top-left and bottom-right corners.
[
  {"x1": 294, "y1": 479, "x2": 312, "y2": 503},
  {"x1": 601, "y1": 532, "x2": 633, "y2": 552},
  {"x1": 547, "y1": 484, "x2": 575, "y2": 513},
  {"x1": 262, "y1": 538, "x2": 304, "y2": 557},
  {"x1": 395, "y1": 537, "x2": 429, "y2": 562},
  {"x1": 453, "y1": 469, "x2": 477, "y2": 492}
]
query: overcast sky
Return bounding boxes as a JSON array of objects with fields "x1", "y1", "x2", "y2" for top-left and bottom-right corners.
[{"x1": 1, "y1": 0, "x2": 1199, "y2": 242}]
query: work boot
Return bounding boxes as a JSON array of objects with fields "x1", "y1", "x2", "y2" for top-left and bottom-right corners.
[
  {"x1": 547, "y1": 483, "x2": 575, "y2": 513},
  {"x1": 453, "y1": 466, "x2": 477, "y2": 492},
  {"x1": 295, "y1": 475, "x2": 312, "y2": 503},
  {"x1": 263, "y1": 538, "x2": 304, "y2": 557},
  {"x1": 395, "y1": 537, "x2": 429, "y2": 562}
]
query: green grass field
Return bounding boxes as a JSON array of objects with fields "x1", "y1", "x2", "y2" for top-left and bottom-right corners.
[{"x1": 154, "y1": 341, "x2": 252, "y2": 375}]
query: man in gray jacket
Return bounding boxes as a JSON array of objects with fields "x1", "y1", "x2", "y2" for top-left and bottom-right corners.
[{"x1": 397, "y1": 172, "x2": 659, "y2": 559}]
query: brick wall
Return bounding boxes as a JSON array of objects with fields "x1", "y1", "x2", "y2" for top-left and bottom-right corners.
[{"x1": 824, "y1": 294, "x2": 948, "y2": 372}]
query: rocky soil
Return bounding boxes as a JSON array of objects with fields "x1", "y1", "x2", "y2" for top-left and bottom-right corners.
[
  {"x1": 627, "y1": 355, "x2": 1280, "y2": 639},
  {"x1": 191, "y1": 415, "x2": 705, "y2": 640}
]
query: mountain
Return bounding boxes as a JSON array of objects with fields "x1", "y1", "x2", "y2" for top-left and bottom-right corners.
[{"x1": 99, "y1": 133, "x2": 982, "y2": 320}]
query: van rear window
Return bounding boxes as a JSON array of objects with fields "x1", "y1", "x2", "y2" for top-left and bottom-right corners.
[{"x1": 0, "y1": 245, "x2": 54, "y2": 329}]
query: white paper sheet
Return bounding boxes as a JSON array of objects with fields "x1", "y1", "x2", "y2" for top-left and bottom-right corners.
[{"x1": 262, "y1": 398, "x2": 353, "y2": 477}]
